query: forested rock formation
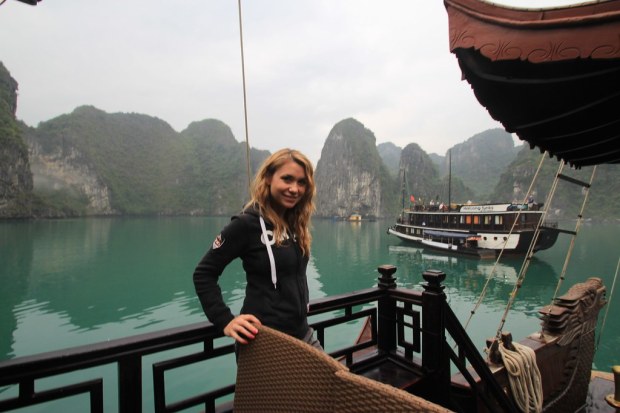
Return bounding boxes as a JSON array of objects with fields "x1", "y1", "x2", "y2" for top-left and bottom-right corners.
[
  {"x1": 23, "y1": 106, "x2": 268, "y2": 216},
  {"x1": 314, "y1": 118, "x2": 397, "y2": 218},
  {"x1": 0, "y1": 62, "x2": 33, "y2": 218},
  {"x1": 491, "y1": 146, "x2": 620, "y2": 220},
  {"x1": 2, "y1": 61, "x2": 618, "y2": 220}
]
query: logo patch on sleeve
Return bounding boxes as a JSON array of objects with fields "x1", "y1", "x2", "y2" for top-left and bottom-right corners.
[{"x1": 212, "y1": 234, "x2": 225, "y2": 249}]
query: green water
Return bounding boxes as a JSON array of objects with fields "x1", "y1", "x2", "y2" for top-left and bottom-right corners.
[{"x1": 1, "y1": 217, "x2": 618, "y2": 411}]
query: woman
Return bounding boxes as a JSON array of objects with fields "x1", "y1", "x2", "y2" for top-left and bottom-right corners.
[{"x1": 193, "y1": 148, "x2": 320, "y2": 348}]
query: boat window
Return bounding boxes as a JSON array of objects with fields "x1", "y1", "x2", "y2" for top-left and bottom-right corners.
[
  {"x1": 465, "y1": 215, "x2": 472, "y2": 224},
  {"x1": 484, "y1": 215, "x2": 492, "y2": 225},
  {"x1": 494, "y1": 215, "x2": 503, "y2": 225},
  {"x1": 473, "y1": 215, "x2": 480, "y2": 225}
]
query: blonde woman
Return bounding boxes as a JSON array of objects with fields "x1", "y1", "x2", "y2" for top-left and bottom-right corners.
[{"x1": 193, "y1": 148, "x2": 320, "y2": 348}]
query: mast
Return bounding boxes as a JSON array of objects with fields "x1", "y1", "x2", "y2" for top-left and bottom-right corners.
[
  {"x1": 448, "y1": 149, "x2": 451, "y2": 211},
  {"x1": 400, "y1": 167, "x2": 406, "y2": 211}
]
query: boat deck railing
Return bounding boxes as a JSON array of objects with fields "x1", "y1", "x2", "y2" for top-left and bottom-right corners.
[{"x1": 0, "y1": 266, "x2": 517, "y2": 413}]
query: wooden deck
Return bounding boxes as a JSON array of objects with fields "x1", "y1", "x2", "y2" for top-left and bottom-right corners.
[{"x1": 587, "y1": 371, "x2": 617, "y2": 413}]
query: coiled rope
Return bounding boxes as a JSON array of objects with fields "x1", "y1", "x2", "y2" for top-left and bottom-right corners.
[{"x1": 498, "y1": 342, "x2": 543, "y2": 413}]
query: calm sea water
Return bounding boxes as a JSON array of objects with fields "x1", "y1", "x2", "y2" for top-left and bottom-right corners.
[{"x1": 1, "y1": 217, "x2": 618, "y2": 411}]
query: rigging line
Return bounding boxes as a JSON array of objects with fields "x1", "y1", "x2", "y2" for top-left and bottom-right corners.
[
  {"x1": 541, "y1": 165, "x2": 597, "y2": 339},
  {"x1": 237, "y1": 0, "x2": 252, "y2": 192},
  {"x1": 496, "y1": 150, "x2": 549, "y2": 272},
  {"x1": 494, "y1": 154, "x2": 561, "y2": 342},
  {"x1": 596, "y1": 255, "x2": 620, "y2": 351},
  {"x1": 493, "y1": 159, "x2": 562, "y2": 340},
  {"x1": 462, "y1": 151, "x2": 547, "y2": 333}
]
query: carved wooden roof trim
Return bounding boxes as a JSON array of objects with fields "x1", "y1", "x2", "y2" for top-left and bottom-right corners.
[{"x1": 445, "y1": 0, "x2": 620, "y2": 62}]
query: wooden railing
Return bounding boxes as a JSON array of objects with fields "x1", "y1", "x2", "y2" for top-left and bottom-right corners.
[{"x1": 0, "y1": 266, "x2": 517, "y2": 413}]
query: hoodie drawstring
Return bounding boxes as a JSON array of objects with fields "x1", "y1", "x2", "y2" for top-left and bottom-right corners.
[{"x1": 259, "y1": 216, "x2": 277, "y2": 289}]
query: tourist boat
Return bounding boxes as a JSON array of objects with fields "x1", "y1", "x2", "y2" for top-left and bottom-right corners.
[
  {"x1": 388, "y1": 201, "x2": 560, "y2": 258},
  {"x1": 1, "y1": 1, "x2": 619, "y2": 413},
  {"x1": 348, "y1": 213, "x2": 363, "y2": 222}
]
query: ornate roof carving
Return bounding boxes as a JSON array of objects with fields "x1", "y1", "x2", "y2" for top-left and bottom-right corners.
[{"x1": 445, "y1": 0, "x2": 620, "y2": 62}]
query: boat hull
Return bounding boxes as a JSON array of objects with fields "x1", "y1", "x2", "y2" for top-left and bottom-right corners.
[
  {"x1": 388, "y1": 227, "x2": 496, "y2": 258},
  {"x1": 388, "y1": 222, "x2": 559, "y2": 258}
]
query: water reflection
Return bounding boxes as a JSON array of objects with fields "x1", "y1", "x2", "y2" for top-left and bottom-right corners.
[
  {"x1": 1, "y1": 218, "x2": 618, "y2": 372},
  {"x1": 311, "y1": 220, "x2": 389, "y2": 295},
  {"x1": 390, "y1": 244, "x2": 557, "y2": 301},
  {"x1": 0, "y1": 217, "x2": 227, "y2": 358},
  {"x1": 0, "y1": 221, "x2": 35, "y2": 359}
]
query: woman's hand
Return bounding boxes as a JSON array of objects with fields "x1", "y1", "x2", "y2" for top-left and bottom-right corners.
[{"x1": 224, "y1": 314, "x2": 262, "y2": 344}]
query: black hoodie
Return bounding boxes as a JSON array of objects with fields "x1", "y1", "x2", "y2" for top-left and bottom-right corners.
[{"x1": 193, "y1": 208, "x2": 310, "y2": 340}]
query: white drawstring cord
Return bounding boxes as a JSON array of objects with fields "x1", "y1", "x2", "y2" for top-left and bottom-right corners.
[{"x1": 259, "y1": 216, "x2": 277, "y2": 289}]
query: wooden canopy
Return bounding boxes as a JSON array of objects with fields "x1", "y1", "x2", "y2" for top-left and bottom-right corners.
[{"x1": 444, "y1": 0, "x2": 620, "y2": 167}]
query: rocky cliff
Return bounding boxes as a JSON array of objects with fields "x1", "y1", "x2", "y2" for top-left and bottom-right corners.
[
  {"x1": 492, "y1": 146, "x2": 620, "y2": 219},
  {"x1": 3, "y1": 60, "x2": 617, "y2": 220},
  {"x1": 315, "y1": 118, "x2": 396, "y2": 218},
  {"x1": 377, "y1": 142, "x2": 401, "y2": 178},
  {"x1": 445, "y1": 129, "x2": 520, "y2": 199},
  {"x1": 0, "y1": 63, "x2": 33, "y2": 218},
  {"x1": 21, "y1": 105, "x2": 271, "y2": 217},
  {"x1": 429, "y1": 129, "x2": 520, "y2": 200},
  {"x1": 179, "y1": 119, "x2": 270, "y2": 215},
  {"x1": 25, "y1": 127, "x2": 114, "y2": 215},
  {"x1": 399, "y1": 143, "x2": 441, "y2": 205}
]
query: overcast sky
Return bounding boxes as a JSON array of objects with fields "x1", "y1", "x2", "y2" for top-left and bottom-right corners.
[{"x1": 1, "y1": 0, "x2": 579, "y2": 164}]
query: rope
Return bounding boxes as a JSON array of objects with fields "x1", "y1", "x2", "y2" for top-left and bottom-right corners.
[
  {"x1": 463, "y1": 152, "x2": 548, "y2": 333},
  {"x1": 498, "y1": 342, "x2": 543, "y2": 413},
  {"x1": 493, "y1": 157, "x2": 563, "y2": 342},
  {"x1": 539, "y1": 165, "x2": 597, "y2": 340},
  {"x1": 596, "y1": 255, "x2": 620, "y2": 350},
  {"x1": 237, "y1": 0, "x2": 252, "y2": 193}
]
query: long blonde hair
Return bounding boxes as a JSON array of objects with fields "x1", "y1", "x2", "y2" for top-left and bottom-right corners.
[{"x1": 244, "y1": 148, "x2": 315, "y2": 256}]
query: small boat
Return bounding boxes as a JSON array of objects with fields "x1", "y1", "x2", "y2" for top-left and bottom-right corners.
[
  {"x1": 347, "y1": 213, "x2": 363, "y2": 222},
  {"x1": 388, "y1": 201, "x2": 559, "y2": 258}
]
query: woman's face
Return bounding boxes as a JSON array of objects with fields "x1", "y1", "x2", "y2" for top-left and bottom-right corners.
[{"x1": 267, "y1": 159, "x2": 308, "y2": 214}]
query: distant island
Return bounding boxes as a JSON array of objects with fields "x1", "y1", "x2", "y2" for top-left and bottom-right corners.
[{"x1": 1, "y1": 61, "x2": 618, "y2": 221}]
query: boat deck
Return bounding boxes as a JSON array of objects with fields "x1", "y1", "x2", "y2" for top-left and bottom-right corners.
[
  {"x1": 587, "y1": 371, "x2": 617, "y2": 413},
  {"x1": 351, "y1": 355, "x2": 617, "y2": 412},
  {"x1": 349, "y1": 318, "x2": 618, "y2": 412}
]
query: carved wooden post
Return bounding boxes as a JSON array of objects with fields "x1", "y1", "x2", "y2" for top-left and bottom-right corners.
[
  {"x1": 118, "y1": 354, "x2": 142, "y2": 413},
  {"x1": 422, "y1": 269, "x2": 451, "y2": 403},
  {"x1": 377, "y1": 265, "x2": 397, "y2": 353},
  {"x1": 606, "y1": 365, "x2": 620, "y2": 409}
]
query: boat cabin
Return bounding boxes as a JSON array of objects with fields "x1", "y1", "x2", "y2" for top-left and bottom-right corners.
[{"x1": 399, "y1": 203, "x2": 544, "y2": 234}]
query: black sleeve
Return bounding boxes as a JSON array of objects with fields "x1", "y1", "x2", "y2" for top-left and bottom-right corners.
[{"x1": 193, "y1": 216, "x2": 249, "y2": 332}]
